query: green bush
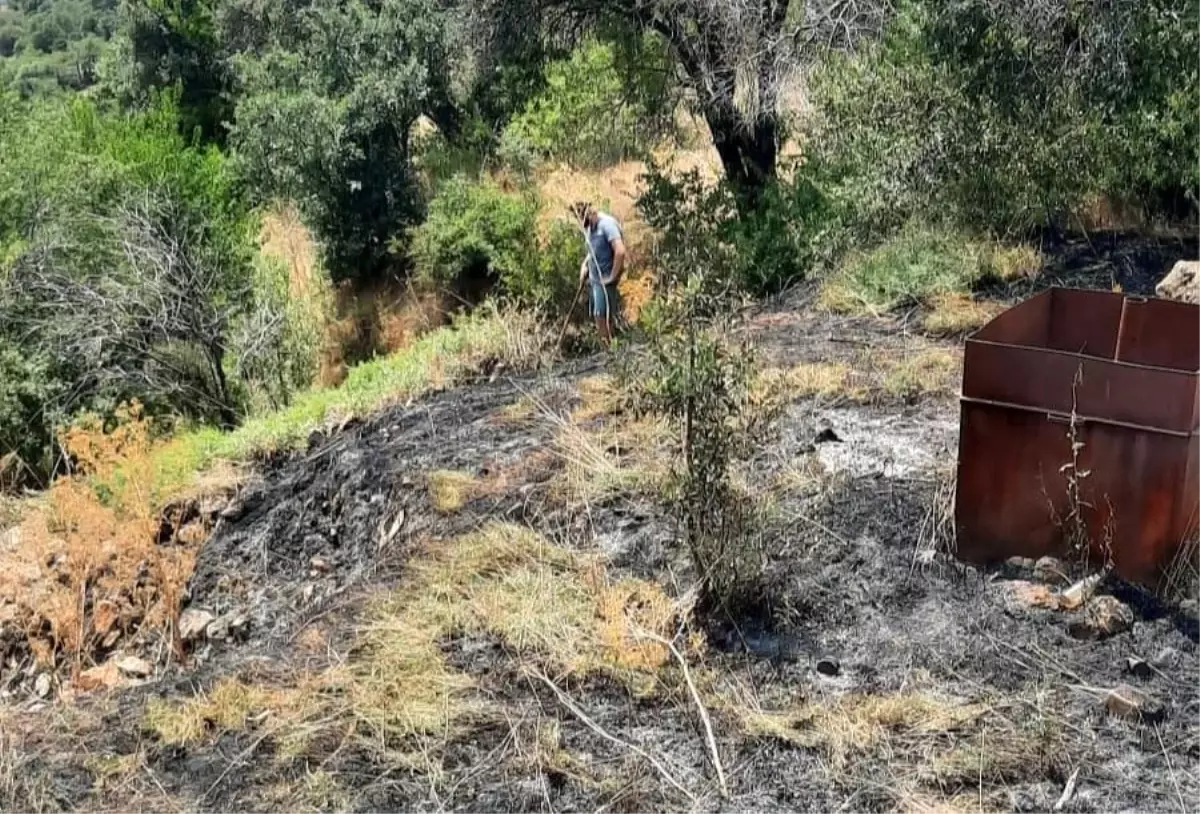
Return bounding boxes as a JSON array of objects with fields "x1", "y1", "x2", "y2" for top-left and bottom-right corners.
[
  {"x1": 806, "y1": 0, "x2": 1199, "y2": 237},
  {"x1": 820, "y1": 223, "x2": 1022, "y2": 313},
  {"x1": 638, "y1": 167, "x2": 835, "y2": 296},
  {"x1": 498, "y1": 37, "x2": 675, "y2": 171},
  {"x1": 411, "y1": 176, "x2": 577, "y2": 311},
  {"x1": 0, "y1": 94, "x2": 276, "y2": 483}
]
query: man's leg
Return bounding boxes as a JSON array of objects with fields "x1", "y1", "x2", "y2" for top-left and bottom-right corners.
[{"x1": 590, "y1": 282, "x2": 610, "y2": 345}]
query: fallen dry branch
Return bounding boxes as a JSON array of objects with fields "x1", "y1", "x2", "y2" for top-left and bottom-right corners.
[
  {"x1": 635, "y1": 628, "x2": 728, "y2": 798},
  {"x1": 528, "y1": 669, "x2": 698, "y2": 804}
]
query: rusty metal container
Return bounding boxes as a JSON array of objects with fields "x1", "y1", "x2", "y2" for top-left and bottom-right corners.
[{"x1": 954, "y1": 287, "x2": 1199, "y2": 586}]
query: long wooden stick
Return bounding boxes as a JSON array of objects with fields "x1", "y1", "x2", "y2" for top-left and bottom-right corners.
[
  {"x1": 636, "y1": 629, "x2": 729, "y2": 798},
  {"x1": 557, "y1": 275, "x2": 586, "y2": 349},
  {"x1": 529, "y1": 669, "x2": 697, "y2": 804}
]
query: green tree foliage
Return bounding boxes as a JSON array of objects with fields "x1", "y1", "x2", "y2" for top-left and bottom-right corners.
[
  {"x1": 638, "y1": 167, "x2": 833, "y2": 295},
  {"x1": 100, "y1": 0, "x2": 233, "y2": 143},
  {"x1": 411, "y1": 176, "x2": 578, "y2": 310},
  {"x1": 808, "y1": 0, "x2": 1199, "y2": 236},
  {"x1": 498, "y1": 37, "x2": 676, "y2": 170},
  {"x1": 229, "y1": 0, "x2": 452, "y2": 281},
  {"x1": 0, "y1": 95, "x2": 264, "y2": 482},
  {"x1": 0, "y1": 0, "x2": 116, "y2": 96},
  {"x1": 619, "y1": 173, "x2": 780, "y2": 614}
]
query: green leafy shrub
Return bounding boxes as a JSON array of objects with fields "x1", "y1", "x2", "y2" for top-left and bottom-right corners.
[
  {"x1": 230, "y1": 0, "x2": 448, "y2": 281},
  {"x1": 618, "y1": 172, "x2": 780, "y2": 615},
  {"x1": 499, "y1": 37, "x2": 675, "y2": 171},
  {"x1": 411, "y1": 176, "x2": 577, "y2": 311},
  {"x1": 638, "y1": 167, "x2": 834, "y2": 295}
]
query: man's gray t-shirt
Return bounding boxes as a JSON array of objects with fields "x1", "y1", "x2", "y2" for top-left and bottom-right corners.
[{"x1": 586, "y1": 214, "x2": 623, "y2": 284}]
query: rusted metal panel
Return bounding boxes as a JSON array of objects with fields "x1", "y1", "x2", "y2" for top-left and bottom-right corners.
[{"x1": 955, "y1": 287, "x2": 1200, "y2": 587}]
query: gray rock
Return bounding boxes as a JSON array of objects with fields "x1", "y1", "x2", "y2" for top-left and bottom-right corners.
[
  {"x1": 1033, "y1": 556, "x2": 1068, "y2": 585},
  {"x1": 178, "y1": 609, "x2": 215, "y2": 642},
  {"x1": 33, "y1": 673, "x2": 52, "y2": 699}
]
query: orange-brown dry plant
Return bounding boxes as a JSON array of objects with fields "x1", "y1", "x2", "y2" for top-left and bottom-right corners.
[{"x1": 1, "y1": 403, "x2": 199, "y2": 676}]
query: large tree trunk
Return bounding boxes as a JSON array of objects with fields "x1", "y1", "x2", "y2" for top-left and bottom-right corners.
[{"x1": 706, "y1": 108, "x2": 779, "y2": 211}]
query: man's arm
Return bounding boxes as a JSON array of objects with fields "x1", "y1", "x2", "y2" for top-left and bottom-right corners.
[{"x1": 608, "y1": 237, "x2": 626, "y2": 284}]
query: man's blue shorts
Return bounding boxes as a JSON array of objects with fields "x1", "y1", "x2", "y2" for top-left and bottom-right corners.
[{"x1": 590, "y1": 280, "x2": 621, "y2": 320}]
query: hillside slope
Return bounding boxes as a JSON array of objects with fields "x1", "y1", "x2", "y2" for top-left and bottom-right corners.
[{"x1": 2, "y1": 243, "x2": 1197, "y2": 812}]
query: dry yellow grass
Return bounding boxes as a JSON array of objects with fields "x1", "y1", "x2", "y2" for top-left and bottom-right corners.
[
  {"x1": 756, "y1": 363, "x2": 869, "y2": 403},
  {"x1": 988, "y1": 243, "x2": 1043, "y2": 283},
  {"x1": 342, "y1": 523, "x2": 683, "y2": 743},
  {"x1": 1, "y1": 403, "x2": 199, "y2": 674},
  {"x1": 553, "y1": 415, "x2": 673, "y2": 506},
  {"x1": 144, "y1": 679, "x2": 293, "y2": 746},
  {"x1": 880, "y1": 349, "x2": 961, "y2": 400},
  {"x1": 737, "y1": 692, "x2": 988, "y2": 770},
  {"x1": 571, "y1": 375, "x2": 624, "y2": 423},
  {"x1": 922, "y1": 294, "x2": 1005, "y2": 336},
  {"x1": 427, "y1": 470, "x2": 481, "y2": 514}
]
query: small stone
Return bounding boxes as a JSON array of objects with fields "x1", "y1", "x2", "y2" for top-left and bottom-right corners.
[
  {"x1": 1033, "y1": 556, "x2": 1068, "y2": 585},
  {"x1": 1005, "y1": 556, "x2": 1036, "y2": 570},
  {"x1": 1069, "y1": 596, "x2": 1134, "y2": 640},
  {"x1": 78, "y1": 661, "x2": 123, "y2": 691},
  {"x1": 301, "y1": 583, "x2": 315, "y2": 603},
  {"x1": 310, "y1": 556, "x2": 332, "y2": 573},
  {"x1": 1125, "y1": 656, "x2": 1154, "y2": 679},
  {"x1": 100, "y1": 629, "x2": 121, "y2": 649},
  {"x1": 225, "y1": 614, "x2": 251, "y2": 643},
  {"x1": 116, "y1": 656, "x2": 153, "y2": 678},
  {"x1": 1001, "y1": 580, "x2": 1061, "y2": 610},
  {"x1": 1060, "y1": 572, "x2": 1105, "y2": 611},
  {"x1": 815, "y1": 657, "x2": 841, "y2": 677},
  {"x1": 1103, "y1": 684, "x2": 1166, "y2": 724},
  {"x1": 178, "y1": 609, "x2": 215, "y2": 642},
  {"x1": 33, "y1": 673, "x2": 52, "y2": 698},
  {"x1": 205, "y1": 616, "x2": 230, "y2": 641}
]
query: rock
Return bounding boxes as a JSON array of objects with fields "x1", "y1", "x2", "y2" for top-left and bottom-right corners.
[
  {"x1": 1152, "y1": 647, "x2": 1180, "y2": 669},
  {"x1": 78, "y1": 661, "x2": 123, "y2": 692},
  {"x1": 227, "y1": 614, "x2": 250, "y2": 641},
  {"x1": 1156, "y1": 260, "x2": 1199, "y2": 304},
  {"x1": 1060, "y1": 572, "x2": 1105, "y2": 611},
  {"x1": 116, "y1": 655, "x2": 153, "y2": 678},
  {"x1": 178, "y1": 609, "x2": 215, "y2": 642},
  {"x1": 1103, "y1": 684, "x2": 1166, "y2": 724},
  {"x1": 1069, "y1": 596, "x2": 1134, "y2": 640},
  {"x1": 100, "y1": 629, "x2": 122, "y2": 650},
  {"x1": 1033, "y1": 556, "x2": 1069, "y2": 585},
  {"x1": 205, "y1": 615, "x2": 229, "y2": 641},
  {"x1": 33, "y1": 673, "x2": 52, "y2": 698},
  {"x1": 815, "y1": 657, "x2": 841, "y2": 677},
  {"x1": 310, "y1": 556, "x2": 332, "y2": 574},
  {"x1": 1002, "y1": 580, "x2": 1061, "y2": 610},
  {"x1": 1005, "y1": 556, "x2": 1037, "y2": 570},
  {"x1": 1125, "y1": 656, "x2": 1154, "y2": 679}
]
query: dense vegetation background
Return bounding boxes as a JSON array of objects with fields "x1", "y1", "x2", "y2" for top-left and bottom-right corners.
[{"x1": 1, "y1": 0, "x2": 1196, "y2": 488}]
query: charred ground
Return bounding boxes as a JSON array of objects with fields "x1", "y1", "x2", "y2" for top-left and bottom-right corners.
[{"x1": 1, "y1": 242, "x2": 1198, "y2": 814}]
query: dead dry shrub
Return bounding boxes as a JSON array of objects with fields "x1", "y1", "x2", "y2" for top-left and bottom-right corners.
[
  {"x1": 1, "y1": 403, "x2": 198, "y2": 675},
  {"x1": 921, "y1": 294, "x2": 1005, "y2": 336}
]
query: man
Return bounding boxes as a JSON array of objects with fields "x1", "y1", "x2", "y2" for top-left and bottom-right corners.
[{"x1": 572, "y1": 201, "x2": 626, "y2": 344}]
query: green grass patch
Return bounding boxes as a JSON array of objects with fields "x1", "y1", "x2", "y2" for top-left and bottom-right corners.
[{"x1": 820, "y1": 225, "x2": 1042, "y2": 315}]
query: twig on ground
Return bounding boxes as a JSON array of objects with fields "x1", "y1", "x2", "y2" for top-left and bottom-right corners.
[
  {"x1": 635, "y1": 629, "x2": 728, "y2": 799},
  {"x1": 528, "y1": 669, "x2": 697, "y2": 804},
  {"x1": 1155, "y1": 724, "x2": 1188, "y2": 814},
  {"x1": 1053, "y1": 766, "x2": 1080, "y2": 811}
]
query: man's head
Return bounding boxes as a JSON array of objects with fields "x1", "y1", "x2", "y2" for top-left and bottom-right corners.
[{"x1": 569, "y1": 201, "x2": 598, "y2": 230}]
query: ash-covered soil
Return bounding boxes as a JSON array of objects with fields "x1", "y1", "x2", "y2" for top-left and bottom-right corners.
[{"x1": 2, "y1": 260, "x2": 1198, "y2": 813}]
